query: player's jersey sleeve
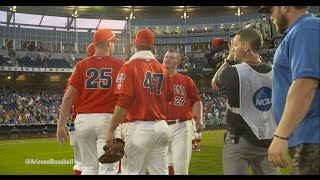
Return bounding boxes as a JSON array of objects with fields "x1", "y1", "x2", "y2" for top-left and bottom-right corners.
[
  {"x1": 68, "y1": 63, "x2": 83, "y2": 92},
  {"x1": 115, "y1": 64, "x2": 134, "y2": 98},
  {"x1": 187, "y1": 76, "x2": 201, "y2": 105}
]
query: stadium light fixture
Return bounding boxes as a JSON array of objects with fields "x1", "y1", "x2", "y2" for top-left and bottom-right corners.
[
  {"x1": 126, "y1": 6, "x2": 135, "y2": 20},
  {"x1": 10, "y1": 6, "x2": 16, "y2": 12},
  {"x1": 235, "y1": 6, "x2": 244, "y2": 16},
  {"x1": 180, "y1": 6, "x2": 189, "y2": 19},
  {"x1": 72, "y1": 10, "x2": 79, "y2": 18}
]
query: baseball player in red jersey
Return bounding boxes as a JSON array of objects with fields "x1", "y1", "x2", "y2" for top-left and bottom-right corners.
[
  {"x1": 105, "y1": 29, "x2": 174, "y2": 175},
  {"x1": 66, "y1": 84, "x2": 82, "y2": 175},
  {"x1": 57, "y1": 29, "x2": 124, "y2": 175},
  {"x1": 67, "y1": 43, "x2": 95, "y2": 175},
  {"x1": 162, "y1": 49, "x2": 204, "y2": 175}
]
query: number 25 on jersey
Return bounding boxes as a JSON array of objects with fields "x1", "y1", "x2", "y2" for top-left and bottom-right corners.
[{"x1": 86, "y1": 68, "x2": 112, "y2": 89}]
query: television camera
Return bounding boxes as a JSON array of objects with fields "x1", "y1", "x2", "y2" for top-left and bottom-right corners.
[{"x1": 204, "y1": 18, "x2": 277, "y2": 68}]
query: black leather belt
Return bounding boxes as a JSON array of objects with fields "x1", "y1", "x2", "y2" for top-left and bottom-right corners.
[{"x1": 166, "y1": 119, "x2": 188, "y2": 125}]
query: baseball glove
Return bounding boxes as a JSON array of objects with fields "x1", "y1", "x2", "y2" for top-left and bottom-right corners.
[{"x1": 98, "y1": 138, "x2": 125, "y2": 164}]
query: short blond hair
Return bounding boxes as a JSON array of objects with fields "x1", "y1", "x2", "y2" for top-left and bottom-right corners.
[{"x1": 165, "y1": 49, "x2": 181, "y2": 61}]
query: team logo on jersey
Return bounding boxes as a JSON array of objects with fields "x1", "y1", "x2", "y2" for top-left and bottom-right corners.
[
  {"x1": 118, "y1": 84, "x2": 122, "y2": 90},
  {"x1": 116, "y1": 73, "x2": 125, "y2": 83},
  {"x1": 174, "y1": 85, "x2": 185, "y2": 96},
  {"x1": 253, "y1": 87, "x2": 272, "y2": 111}
]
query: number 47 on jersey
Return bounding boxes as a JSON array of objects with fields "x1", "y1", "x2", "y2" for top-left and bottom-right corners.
[{"x1": 143, "y1": 71, "x2": 164, "y2": 95}]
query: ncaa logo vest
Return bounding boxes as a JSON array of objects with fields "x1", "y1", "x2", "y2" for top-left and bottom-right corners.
[
  {"x1": 253, "y1": 87, "x2": 272, "y2": 111},
  {"x1": 235, "y1": 62, "x2": 276, "y2": 139}
]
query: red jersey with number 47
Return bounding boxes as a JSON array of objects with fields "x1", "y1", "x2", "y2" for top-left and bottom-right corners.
[
  {"x1": 115, "y1": 58, "x2": 174, "y2": 121},
  {"x1": 68, "y1": 56, "x2": 124, "y2": 113},
  {"x1": 166, "y1": 73, "x2": 201, "y2": 120}
]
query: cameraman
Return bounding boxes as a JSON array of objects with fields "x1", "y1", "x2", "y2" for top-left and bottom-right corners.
[
  {"x1": 211, "y1": 28, "x2": 279, "y2": 175},
  {"x1": 204, "y1": 38, "x2": 228, "y2": 68}
]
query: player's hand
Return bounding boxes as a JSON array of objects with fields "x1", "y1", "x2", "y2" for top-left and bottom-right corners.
[
  {"x1": 226, "y1": 39, "x2": 235, "y2": 61},
  {"x1": 268, "y1": 137, "x2": 289, "y2": 168},
  {"x1": 106, "y1": 130, "x2": 115, "y2": 148},
  {"x1": 56, "y1": 124, "x2": 69, "y2": 146},
  {"x1": 195, "y1": 119, "x2": 204, "y2": 133}
]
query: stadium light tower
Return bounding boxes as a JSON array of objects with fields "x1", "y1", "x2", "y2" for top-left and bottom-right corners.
[
  {"x1": 10, "y1": 6, "x2": 16, "y2": 12},
  {"x1": 235, "y1": 6, "x2": 243, "y2": 16},
  {"x1": 181, "y1": 6, "x2": 189, "y2": 19},
  {"x1": 125, "y1": 6, "x2": 135, "y2": 20},
  {"x1": 235, "y1": 6, "x2": 244, "y2": 27}
]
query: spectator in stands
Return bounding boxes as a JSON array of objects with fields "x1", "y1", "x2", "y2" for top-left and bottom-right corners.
[
  {"x1": 257, "y1": 6, "x2": 319, "y2": 175},
  {"x1": 211, "y1": 28, "x2": 279, "y2": 175},
  {"x1": 207, "y1": 111, "x2": 214, "y2": 125},
  {"x1": 0, "y1": 88, "x2": 64, "y2": 125}
]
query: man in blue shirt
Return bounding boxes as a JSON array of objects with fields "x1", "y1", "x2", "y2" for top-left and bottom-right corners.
[{"x1": 257, "y1": 6, "x2": 319, "y2": 175}]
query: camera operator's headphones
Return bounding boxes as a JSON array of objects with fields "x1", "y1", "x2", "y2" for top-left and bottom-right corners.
[{"x1": 212, "y1": 38, "x2": 225, "y2": 49}]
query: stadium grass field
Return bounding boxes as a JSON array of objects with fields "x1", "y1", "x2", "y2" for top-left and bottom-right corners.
[{"x1": 0, "y1": 130, "x2": 290, "y2": 175}]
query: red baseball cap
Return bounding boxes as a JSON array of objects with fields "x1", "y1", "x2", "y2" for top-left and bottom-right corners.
[
  {"x1": 212, "y1": 38, "x2": 224, "y2": 48},
  {"x1": 134, "y1": 29, "x2": 155, "y2": 48},
  {"x1": 86, "y1": 43, "x2": 95, "y2": 56},
  {"x1": 93, "y1": 29, "x2": 115, "y2": 45}
]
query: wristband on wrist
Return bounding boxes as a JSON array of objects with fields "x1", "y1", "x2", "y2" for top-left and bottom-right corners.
[{"x1": 273, "y1": 133, "x2": 289, "y2": 140}]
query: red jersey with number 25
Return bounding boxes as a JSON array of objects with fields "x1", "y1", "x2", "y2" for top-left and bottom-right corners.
[
  {"x1": 166, "y1": 73, "x2": 200, "y2": 120},
  {"x1": 115, "y1": 58, "x2": 174, "y2": 121},
  {"x1": 68, "y1": 56, "x2": 124, "y2": 113}
]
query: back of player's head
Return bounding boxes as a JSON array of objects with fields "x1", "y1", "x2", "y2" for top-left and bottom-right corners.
[
  {"x1": 93, "y1": 29, "x2": 115, "y2": 45},
  {"x1": 134, "y1": 29, "x2": 155, "y2": 50},
  {"x1": 86, "y1": 43, "x2": 95, "y2": 57}
]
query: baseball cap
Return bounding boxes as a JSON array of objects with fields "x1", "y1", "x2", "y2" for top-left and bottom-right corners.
[
  {"x1": 256, "y1": 6, "x2": 273, "y2": 14},
  {"x1": 93, "y1": 29, "x2": 116, "y2": 45},
  {"x1": 86, "y1": 43, "x2": 95, "y2": 56},
  {"x1": 134, "y1": 29, "x2": 155, "y2": 48}
]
